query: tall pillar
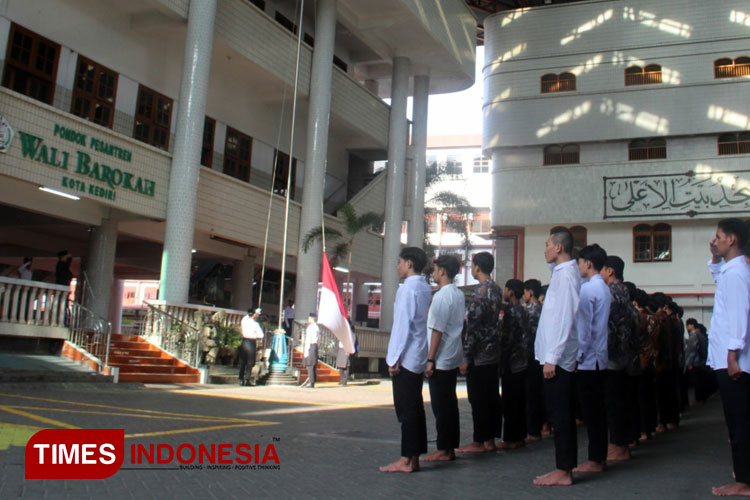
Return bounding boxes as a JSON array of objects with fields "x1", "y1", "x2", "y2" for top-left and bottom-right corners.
[
  {"x1": 379, "y1": 56, "x2": 411, "y2": 331},
  {"x1": 295, "y1": 0, "x2": 337, "y2": 320},
  {"x1": 86, "y1": 218, "x2": 118, "y2": 319},
  {"x1": 407, "y1": 74, "x2": 429, "y2": 247},
  {"x1": 158, "y1": 0, "x2": 217, "y2": 302},
  {"x1": 231, "y1": 251, "x2": 256, "y2": 311},
  {"x1": 109, "y1": 279, "x2": 124, "y2": 334}
]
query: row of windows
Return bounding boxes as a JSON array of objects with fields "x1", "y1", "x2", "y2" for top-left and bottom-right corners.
[
  {"x1": 425, "y1": 212, "x2": 491, "y2": 234},
  {"x1": 426, "y1": 156, "x2": 491, "y2": 176},
  {"x1": 2, "y1": 23, "x2": 297, "y2": 195},
  {"x1": 541, "y1": 57, "x2": 750, "y2": 94},
  {"x1": 543, "y1": 134, "x2": 749, "y2": 165},
  {"x1": 551, "y1": 224, "x2": 671, "y2": 263}
]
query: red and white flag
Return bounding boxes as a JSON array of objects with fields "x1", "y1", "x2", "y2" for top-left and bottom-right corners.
[{"x1": 317, "y1": 253, "x2": 355, "y2": 354}]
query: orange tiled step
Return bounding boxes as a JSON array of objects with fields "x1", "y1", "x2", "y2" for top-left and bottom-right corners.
[
  {"x1": 117, "y1": 373, "x2": 200, "y2": 384},
  {"x1": 107, "y1": 333, "x2": 200, "y2": 384}
]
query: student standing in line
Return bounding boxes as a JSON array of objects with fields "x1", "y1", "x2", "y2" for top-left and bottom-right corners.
[
  {"x1": 422, "y1": 254, "x2": 465, "y2": 462},
  {"x1": 705, "y1": 219, "x2": 750, "y2": 497},
  {"x1": 573, "y1": 244, "x2": 612, "y2": 474},
  {"x1": 457, "y1": 252, "x2": 504, "y2": 454},
  {"x1": 533, "y1": 229, "x2": 580, "y2": 487},
  {"x1": 380, "y1": 247, "x2": 432, "y2": 473},
  {"x1": 523, "y1": 279, "x2": 546, "y2": 442}
]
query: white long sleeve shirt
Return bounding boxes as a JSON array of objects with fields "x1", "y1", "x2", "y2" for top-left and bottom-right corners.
[
  {"x1": 386, "y1": 274, "x2": 433, "y2": 373},
  {"x1": 535, "y1": 259, "x2": 581, "y2": 372},
  {"x1": 707, "y1": 255, "x2": 750, "y2": 373},
  {"x1": 576, "y1": 274, "x2": 611, "y2": 370},
  {"x1": 241, "y1": 315, "x2": 265, "y2": 339}
]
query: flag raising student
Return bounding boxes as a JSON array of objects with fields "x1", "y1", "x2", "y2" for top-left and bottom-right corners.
[{"x1": 422, "y1": 254, "x2": 465, "y2": 463}]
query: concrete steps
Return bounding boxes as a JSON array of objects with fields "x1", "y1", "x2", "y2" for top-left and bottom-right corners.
[{"x1": 108, "y1": 334, "x2": 200, "y2": 384}]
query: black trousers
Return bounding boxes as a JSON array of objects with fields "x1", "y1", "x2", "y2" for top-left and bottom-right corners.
[
  {"x1": 502, "y1": 369, "x2": 527, "y2": 442},
  {"x1": 638, "y1": 367, "x2": 657, "y2": 434},
  {"x1": 577, "y1": 369, "x2": 608, "y2": 463},
  {"x1": 692, "y1": 366, "x2": 718, "y2": 402},
  {"x1": 428, "y1": 368, "x2": 460, "y2": 451},
  {"x1": 466, "y1": 362, "x2": 502, "y2": 443},
  {"x1": 626, "y1": 373, "x2": 641, "y2": 444},
  {"x1": 526, "y1": 359, "x2": 545, "y2": 437},
  {"x1": 544, "y1": 366, "x2": 577, "y2": 471},
  {"x1": 606, "y1": 369, "x2": 630, "y2": 447},
  {"x1": 716, "y1": 370, "x2": 750, "y2": 484},
  {"x1": 392, "y1": 367, "x2": 428, "y2": 457},
  {"x1": 656, "y1": 369, "x2": 680, "y2": 426},
  {"x1": 238, "y1": 339, "x2": 257, "y2": 382},
  {"x1": 305, "y1": 344, "x2": 318, "y2": 385}
]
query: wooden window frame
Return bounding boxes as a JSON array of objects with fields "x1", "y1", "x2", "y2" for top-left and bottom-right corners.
[
  {"x1": 201, "y1": 116, "x2": 215, "y2": 167},
  {"x1": 633, "y1": 223, "x2": 672, "y2": 262},
  {"x1": 71, "y1": 55, "x2": 118, "y2": 129},
  {"x1": 2, "y1": 23, "x2": 60, "y2": 105},
  {"x1": 133, "y1": 85, "x2": 173, "y2": 150},
  {"x1": 715, "y1": 57, "x2": 750, "y2": 78},
  {"x1": 541, "y1": 72, "x2": 576, "y2": 93},
  {"x1": 543, "y1": 144, "x2": 579, "y2": 165},
  {"x1": 628, "y1": 138, "x2": 667, "y2": 161},
  {"x1": 625, "y1": 64, "x2": 662, "y2": 86},
  {"x1": 223, "y1": 127, "x2": 252, "y2": 182},
  {"x1": 273, "y1": 149, "x2": 296, "y2": 198},
  {"x1": 718, "y1": 132, "x2": 750, "y2": 155}
]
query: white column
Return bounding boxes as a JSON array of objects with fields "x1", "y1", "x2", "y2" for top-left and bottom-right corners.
[
  {"x1": 158, "y1": 0, "x2": 217, "y2": 302},
  {"x1": 379, "y1": 56, "x2": 411, "y2": 331},
  {"x1": 86, "y1": 218, "x2": 118, "y2": 319},
  {"x1": 295, "y1": 0, "x2": 337, "y2": 320},
  {"x1": 407, "y1": 74, "x2": 429, "y2": 247},
  {"x1": 231, "y1": 251, "x2": 256, "y2": 311}
]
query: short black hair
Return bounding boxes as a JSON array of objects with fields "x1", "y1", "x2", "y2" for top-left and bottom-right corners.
[
  {"x1": 400, "y1": 246, "x2": 427, "y2": 273},
  {"x1": 505, "y1": 279, "x2": 524, "y2": 299},
  {"x1": 472, "y1": 252, "x2": 494, "y2": 274},
  {"x1": 578, "y1": 243, "x2": 607, "y2": 271},
  {"x1": 604, "y1": 255, "x2": 625, "y2": 280},
  {"x1": 23, "y1": 256, "x2": 32, "y2": 264},
  {"x1": 550, "y1": 228, "x2": 574, "y2": 255},
  {"x1": 697, "y1": 324, "x2": 707, "y2": 335},
  {"x1": 718, "y1": 218, "x2": 749, "y2": 251},
  {"x1": 686, "y1": 318, "x2": 698, "y2": 327},
  {"x1": 540, "y1": 284, "x2": 549, "y2": 297},
  {"x1": 623, "y1": 281, "x2": 636, "y2": 300},
  {"x1": 650, "y1": 292, "x2": 668, "y2": 312},
  {"x1": 524, "y1": 279, "x2": 542, "y2": 298},
  {"x1": 434, "y1": 254, "x2": 460, "y2": 279},
  {"x1": 633, "y1": 288, "x2": 650, "y2": 309}
]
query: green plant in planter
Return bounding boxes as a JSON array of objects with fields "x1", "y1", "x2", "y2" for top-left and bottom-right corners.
[{"x1": 216, "y1": 324, "x2": 242, "y2": 365}]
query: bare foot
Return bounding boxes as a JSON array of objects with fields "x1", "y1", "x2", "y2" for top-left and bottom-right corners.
[
  {"x1": 607, "y1": 445, "x2": 631, "y2": 461},
  {"x1": 655, "y1": 424, "x2": 666, "y2": 433},
  {"x1": 541, "y1": 424, "x2": 552, "y2": 437},
  {"x1": 533, "y1": 469, "x2": 573, "y2": 486},
  {"x1": 576, "y1": 418, "x2": 584, "y2": 426},
  {"x1": 526, "y1": 434, "x2": 542, "y2": 442},
  {"x1": 484, "y1": 440, "x2": 498, "y2": 452},
  {"x1": 712, "y1": 482, "x2": 750, "y2": 496},
  {"x1": 666, "y1": 423, "x2": 678, "y2": 431},
  {"x1": 639, "y1": 432, "x2": 652, "y2": 442},
  {"x1": 574, "y1": 461, "x2": 606, "y2": 473},
  {"x1": 497, "y1": 440, "x2": 525, "y2": 450},
  {"x1": 456, "y1": 442, "x2": 490, "y2": 453},
  {"x1": 379, "y1": 457, "x2": 419, "y2": 473},
  {"x1": 421, "y1": 450, "x2": 456, "y2": 462}
]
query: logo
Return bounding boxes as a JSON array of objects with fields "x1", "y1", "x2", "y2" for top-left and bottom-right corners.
[
  {"x1": 25, "y1": 429, "x2": 125, "y2": 479},
  {"x1": 0, "y1": 114, "x2": 14, "y2": 153}
]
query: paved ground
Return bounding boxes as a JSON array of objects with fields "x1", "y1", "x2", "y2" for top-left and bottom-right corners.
[{"x1": 0, "y1": 379, "x2": 735, "y2": 499}]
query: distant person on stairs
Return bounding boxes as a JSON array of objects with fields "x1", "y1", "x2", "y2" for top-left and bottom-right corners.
[{"x1": 239, "y1": 308, "x2": 264, "y2": 386}]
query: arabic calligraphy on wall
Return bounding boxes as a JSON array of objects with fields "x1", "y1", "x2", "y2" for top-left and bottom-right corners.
[{"x1": 603, "y1": 170, "x2": 750, "y2": 218}]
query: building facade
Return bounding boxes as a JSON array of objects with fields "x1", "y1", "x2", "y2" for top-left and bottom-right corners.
[
  {"x1": 0, "y1": 0, "x2": 476, "y2": 333},
  {"x1": 484, "y1": 0, "x2": 750, "y2": 322}
]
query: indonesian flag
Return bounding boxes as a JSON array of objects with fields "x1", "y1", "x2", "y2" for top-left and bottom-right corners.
[{"x1": 317, "y1": 253, "x2": 355, "y2": 354}]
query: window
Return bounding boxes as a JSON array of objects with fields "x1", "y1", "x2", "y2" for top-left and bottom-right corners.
[
  {"x1": 248, "y1": 0, "x2": 265, "y2": 10},
  {"x1": 629, "y1": 138, "x2": 666, "y2": 161},
  {"x1": 471, "y1": 219, "x2": 491, "y2": 233},
  {"x1": 201, "y1": 117, "x2": 215, "y2": 167},
  {"x1": 303, "y1": 33, "x2": 315, "y2": 47},
  {"x1": 2, "y1": 23, "x2": 60, "y2": 105},
  {"x1": 718, "y1": 132, "x2": 750, "y2": 155},
  {"x1": 133, "y1": 85, "x2": 173, "y2": 150},
  {"x1": 633, "y1": 223, "x2": 671, "y2": 262},
  {"x1": 446, "y1": 155, "x2": 463, "y2": 176},
  {"x1": 714, "y1": 57, "x2": 750, "y2": 78},
  {"x1": 543, "y1": 144, "x2": 579, "y2": 165},
  {"x1": 275, "y1": 12, "x2": 297, "y2": 34},
  {"x1": 541, "y1": 72, "x2": 576, "y2": 93},
  {"x1": 551, "y1": 225, "x2": 587, "y2": 249},
  {"x1": 333, "y1": 55, "x2": 348, "y2": 72},
  {"x1": 223, "y1": 127, "x2": 252, "y2": 182},
  {"x1": 473, "y1": 156, "x2": 490, "y2": 173},
  {"x1": 273, "y1": 149, "x2": 296, "y2": 198},
  {"x1": 624, "y1": 64, "x2": 662, "y2": 86},
  {"x1": 71, "y1": 56, "x2": 117, "y2": 128},
  {"x1": 425, "y1": 213, "x2": 437, "y2": 233}
]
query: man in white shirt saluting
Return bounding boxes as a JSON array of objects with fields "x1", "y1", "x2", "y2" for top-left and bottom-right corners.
[
  {"x1": 533, "y1": 228, "x2": 581, "y2": 487},
  {"x1": 707, "y1": 218, "x2": 750, "y2": 497}
]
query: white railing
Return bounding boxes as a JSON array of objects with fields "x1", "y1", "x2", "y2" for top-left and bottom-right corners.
[
  {"x1": 68, "y1": 301, "x2": 113, "y2": 366},
  {"x1": 0, "y1": 277, "x2": 69, "y2": 334},
  {"x1": 356, "y1": 327, "x2": 390, "y2": 358}
]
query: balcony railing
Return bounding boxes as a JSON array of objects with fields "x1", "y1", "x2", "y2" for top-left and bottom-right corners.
[{"x1": 715, "y1": 63, "x2": 750, "y2": 78}]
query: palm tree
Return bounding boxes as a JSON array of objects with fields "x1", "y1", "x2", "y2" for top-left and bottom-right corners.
[
  {"x1": 302, "y1": 202, "x2": 383, "y2": 312},
  {"x1": 424, "y1": 160, "x2": 475, "y2": 260}
]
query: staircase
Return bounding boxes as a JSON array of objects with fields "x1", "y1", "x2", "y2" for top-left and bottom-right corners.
[
  {"x1": 108, "y1": 333, "x2": 201, "y2": 383},
  {"x1": 291, "y1": 348, "x2": 340, "y2": 383}
]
